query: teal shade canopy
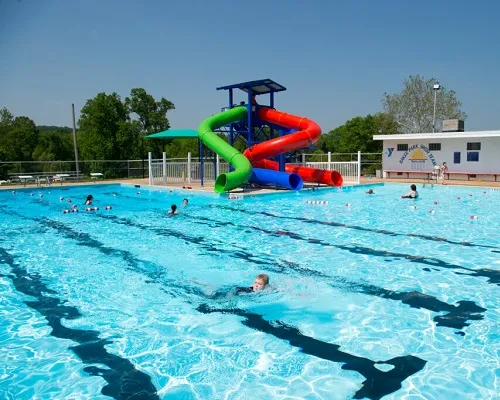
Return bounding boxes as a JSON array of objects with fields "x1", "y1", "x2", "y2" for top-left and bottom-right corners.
[{"x1": 145, "y1": 129, "x2": 198, "y2": 139}]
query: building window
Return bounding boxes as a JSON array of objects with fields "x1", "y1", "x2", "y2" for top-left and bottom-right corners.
[
  {"x1": 454, "y1": 152, "x2": 461, "y2": 164},
  {"x1": 429, "y1": 143, "x2": 441, "y2": 151},
  {"x1": 397, "y1": 144, "x2": 408, "y2": 151},
  {"x1": 467, "y1": 152, "x2": 479, "y2": 162},
  {"x1": 467, "y1": 142, "x2": 481, "y2": 151}
]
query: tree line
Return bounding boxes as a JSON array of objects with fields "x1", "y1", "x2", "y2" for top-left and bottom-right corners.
[{"x1": 0, "y1": 75, "x2": 466, "y2": 167}]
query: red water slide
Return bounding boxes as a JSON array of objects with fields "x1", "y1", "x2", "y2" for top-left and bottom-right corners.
[{"x1": 243, "y1": 107, "x2": 343, "y2": 186}]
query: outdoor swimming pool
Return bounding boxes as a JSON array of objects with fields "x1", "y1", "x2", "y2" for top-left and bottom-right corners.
[{"x1": 0, "y1": 183, "x2": 498, "y2": 400}]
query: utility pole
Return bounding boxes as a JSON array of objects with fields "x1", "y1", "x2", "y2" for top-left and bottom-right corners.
[{"x1": 71, "y1": 103, "x2": 80, "y2": 179}]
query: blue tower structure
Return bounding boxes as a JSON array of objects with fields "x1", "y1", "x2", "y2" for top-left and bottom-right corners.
[
  {"x1": 214, "y1": 79, "x2": 291, "y2": 175},
  {"x1": 198, "y1": 78, "x2": 338, "y2": 191},
  {"x1": 199, "y1": 79, "x2": 289, "y2": 188}
]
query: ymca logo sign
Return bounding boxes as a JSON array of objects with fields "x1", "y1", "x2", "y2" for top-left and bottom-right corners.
[
  {"x1": 387, "y1": 147, "x2": 394, "y2": 157},
  {"x1": 399, "y1": 144, "x2": 437, "y2": 166}
]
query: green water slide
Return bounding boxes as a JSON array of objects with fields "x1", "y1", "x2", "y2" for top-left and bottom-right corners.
[{"x1": 198, "y1": 106, "x2": 252, "y2": 193}]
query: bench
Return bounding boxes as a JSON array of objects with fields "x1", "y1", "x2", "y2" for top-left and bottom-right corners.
[
  {"x1": 444, "y1": 172, "x2": 500, "y2": 182},
  {"x1": 7, "y1": 173, "x2": 83, "y2": 187},
  {"x1": 18, "y1": 175, "x2": 34, "y2": 186},
  {"x1": 383, "y1": 170, "x2": 434, "y2": 179},
  {"x1": 90, "y1": 172, "x2": 104, "y2": 182},
  {"x1": 384, "y1": 170, "x2": 500, "y2": 182},
  {"x1": 53, "y1": 174, "x2": 71, "y2": 185},
  {"x1": 8, "y1": 174, "x2": 43, "y2": 186}
]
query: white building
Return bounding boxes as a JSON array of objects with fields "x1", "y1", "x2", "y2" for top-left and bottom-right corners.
[{"x1": 373, "y1": 131, "x2": 500, "y2": 182}]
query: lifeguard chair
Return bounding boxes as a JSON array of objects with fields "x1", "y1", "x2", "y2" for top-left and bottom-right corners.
[{"x1": 425, "y1": 165, "x2": 440, "y2": 184}]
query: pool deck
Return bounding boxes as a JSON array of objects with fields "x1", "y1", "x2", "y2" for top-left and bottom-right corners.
[
  {"x1": 1, "y1": 177, "x2": 499, "y2": 195},
  {"x1": 362, "y1": 177, "x2": 500, "y2": 187}
]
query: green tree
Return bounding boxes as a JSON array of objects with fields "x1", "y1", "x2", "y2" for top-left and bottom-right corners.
[
  {"x1": 0, "y1": 109, "x2": 39, "y2": 161},
  {"x1": 317, "y1": 113, "x2": 399, "y2": 154},
  {"x1": 164, "y1": 138, "x2": 200, "y2": 158},
  {"x1": 308, "y1": 149, "x2": 328, "y2": 162},
  {"x1": 37, "y1": 125, "x2": 72, "y2": 132},
  {"x1": 382, "y1": 74, "x2": 467, "y2": 133},
  {"x1": 32, "y1": 130, "x2": 74, "y2": 161},
  {"x1": 0, "y1": 107, "x2": 14, "y2": 126},
  {"x1": 125, "y1": 88, "x2": 175, "y2": 133},
  {"x1": 78, "y1": 92, "x2": 129, "y2": 160},
  {"x1": 116, "y1": 120, "x2": 142, "y2": 160},
  {"x1": 77, "y1": 89, "x2": 176, "y2": 161},
  {"x1": 125, "y1": 88, "x2": 176, "y2": 158}
]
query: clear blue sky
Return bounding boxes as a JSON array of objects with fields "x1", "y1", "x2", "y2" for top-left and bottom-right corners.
[{"x1": 1, "y1": 0, "x2": 499, "y2": 132}]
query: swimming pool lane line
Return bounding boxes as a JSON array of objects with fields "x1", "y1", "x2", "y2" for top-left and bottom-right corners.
[
  {"x1": 36, "y1": 184, "x2": 500, "y2": 251},
  {"x1": 212, "y1": 204, "x2": 500, "y2": 250},
  {"x1": 193, "y1": 210, "x2": 500, "y2": 286},
  {"x1": 197, "y1": 303, "x2": 426, "y2": 400},
  {"x1": 93, "y1": 212, "x2": 487, "y2": 333},
  {"x1": 24, "y1": 182, "x2": 499, "y2": 252},
  {"x1": 0, "y1": 205, "x2": 489, "y2": 333},
  {"x1": 5, "y1": 217, "x2": 427, "y2": 400},
  {"x1": 182, "y1": 215, "x2": 487, "y2": 334},
  {"x1": 13, "y1": 183, "x2": 496, "y2": 252},
  {"x1": 0, "y1": 246, "x2": 160, "y2": 400}
]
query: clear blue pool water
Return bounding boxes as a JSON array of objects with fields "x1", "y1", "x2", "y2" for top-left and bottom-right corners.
[{"x1": 0, "y1": 183, "x2": 498, "y2": 400}]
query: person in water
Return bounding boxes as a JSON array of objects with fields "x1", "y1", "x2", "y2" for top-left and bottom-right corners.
[
  {"x1": 366, "y1": 189, "x2": 374, "y2": 195},
  {"x1": 168, "y1": 204, "x2": 178, "y2": 215},
  {"x1": 85, "y1": 195, "x2": 93, "y2": 205},
  {"x1": 401, "y1": 184, "x2": 419, "y2": 199},
  {"x1": 234, "y1": 274, "x2": 270, "y2": 294},
  {"x1": 182, "y1": 198, "x2": 189, "y2": 208},
  {"x1": 198, "y1": 274, "x2": 270, "y2": 299}
]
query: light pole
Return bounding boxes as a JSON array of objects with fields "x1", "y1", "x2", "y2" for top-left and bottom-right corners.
[{"x1": 432, "y1": 83, "x2": 441, "y2": 133}]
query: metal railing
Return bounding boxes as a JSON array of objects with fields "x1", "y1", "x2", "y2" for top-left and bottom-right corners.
[
  {"x1": 148, "y1": 154, "x2": 231, "y2": 185},
  {"x1": 149, "y1": 151, "x2": 363, "y2": 186},
  {"x1": 301, "y1": 152, "x2": 382, "y2": 176},
  {"x1": 288, "y1": 161, "x2": 359, "y2": 183},
  {"x1": 191, "y1": 162, "x2": 230, "y2": 182}
]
